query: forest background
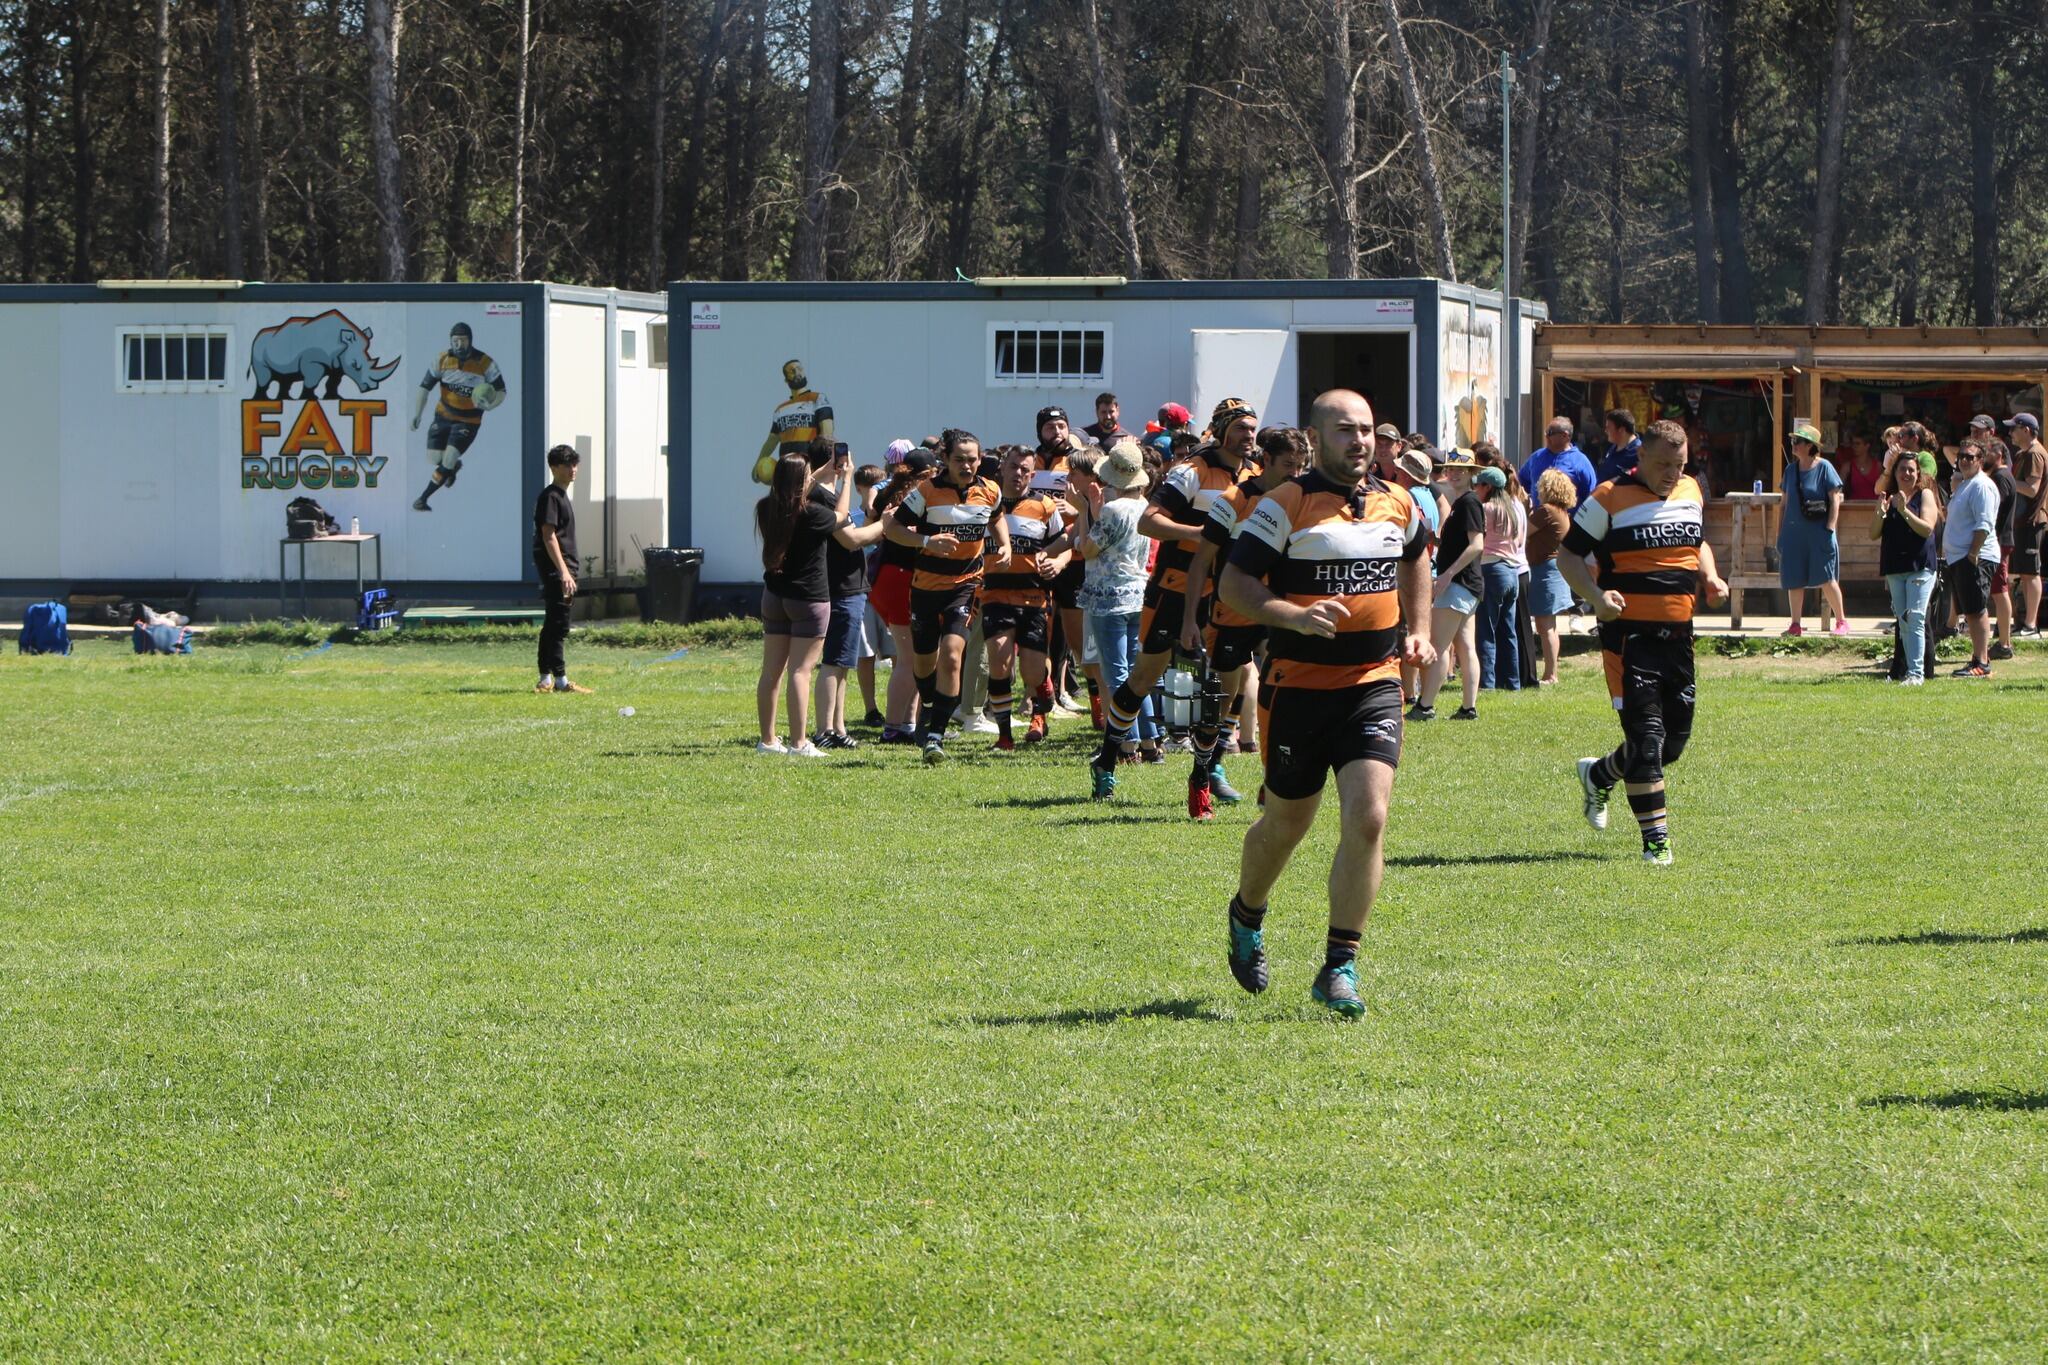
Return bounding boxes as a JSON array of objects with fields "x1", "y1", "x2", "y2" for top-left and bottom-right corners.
[{"x1": 2, "y1": 0, "x2": 2044, "y2": 326}]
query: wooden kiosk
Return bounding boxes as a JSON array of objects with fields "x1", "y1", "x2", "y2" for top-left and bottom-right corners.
[{"x1": 1531, "y1": 325, "x2": 2048, "y2": 624}]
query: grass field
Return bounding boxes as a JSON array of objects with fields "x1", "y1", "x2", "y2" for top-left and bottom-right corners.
[{"x1": 4, "y1": 636, "x2": 2046, "y2": 1359}]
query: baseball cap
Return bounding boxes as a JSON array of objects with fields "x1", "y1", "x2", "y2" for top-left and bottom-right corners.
[
  {"x1": 1476, "y1": 466, "x2": 1506, "y2": 490},
  {"x1": 884, "y1": 437, "x2": 916, "y2": 462},
  {"x1": 1159, "y1": 402, "x2": 1192, "y2": 427},
  {"x1": 1970, "y1": 413, "x2": 1998, "y2": 431},
  {"x1": 1374, "y1": 423, "x2": 1404, "y2": 442},
  {"x1": 2004, "y1": 413, "x2": 2041, "y2": 434},
  {"x1": 902, "y1": 451, "x2": 937, "y2": 474}
]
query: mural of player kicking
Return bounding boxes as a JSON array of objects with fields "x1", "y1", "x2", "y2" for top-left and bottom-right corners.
[{"x1": 411, "y1": 322, "x2": 507, "y2": 511}]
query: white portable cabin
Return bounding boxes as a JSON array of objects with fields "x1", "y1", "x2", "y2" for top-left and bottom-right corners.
[
  {"x1": 667, "y1": 278, "x2": 1545, "y2": 587},
  {"x1": 0, "y1": 280, "x2": 668, "y2": 610}
]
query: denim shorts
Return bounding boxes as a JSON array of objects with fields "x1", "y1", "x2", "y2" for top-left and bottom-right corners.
[
  {"x1": 823, "y1": 594, "x2": 867, "y2": 668},
  {"x1": 1438, "y1": 581, "x2": 1480, "y2": 617}
]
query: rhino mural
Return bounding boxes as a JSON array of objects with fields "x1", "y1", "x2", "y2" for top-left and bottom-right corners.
[{"x1": 248, "y1": 310, "x2": 402, "y2": 400}]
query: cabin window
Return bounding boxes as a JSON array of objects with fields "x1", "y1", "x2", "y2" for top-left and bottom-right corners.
[
  {"x1": 619, "y1": 326, "x2": 639, "y2": 366},
  {"x1": 647, "y1": 320, "x2": 669, "y2": 368},
  {"x1": 989, "y1": 322, "x2": 1110, "y2": 388},
  {"x1": 119, "y1": 326, "x2": 233, "y2": 393}
]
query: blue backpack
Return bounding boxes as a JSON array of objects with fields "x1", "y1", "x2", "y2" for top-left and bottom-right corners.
[{"x1": 19, "y1": 602, "x2": 72, "y2": 655}]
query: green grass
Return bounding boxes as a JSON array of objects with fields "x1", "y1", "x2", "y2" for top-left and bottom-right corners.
[{"x1": 3, "y1": 639, "x2": 2045, "y2": 1359}]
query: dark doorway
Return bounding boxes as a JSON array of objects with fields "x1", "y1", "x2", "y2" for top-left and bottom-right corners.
[{"x1": 1296, "y1": 331, "x2": 1412, "y2": 434}]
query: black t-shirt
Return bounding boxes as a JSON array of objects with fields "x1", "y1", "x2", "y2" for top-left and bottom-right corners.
[
  {"x1": 1082, "y1": 422, "x2": 1129, "y2": 447},
  {"x1": 1992, "y1": 468, "x2": 2017, "y2": 547},
  {"x1": 533, "y1": 483, "x2": 576, "y2": 575},
  {"x1": 764, "y1": 501, "x2": 837, "y2": 601},
  {"x1": 1436, "y1": 490, "x2": 1485, "y2": 593},
  {"x1": 808, "y1": 483, "x2": 867, "y2": 600}
]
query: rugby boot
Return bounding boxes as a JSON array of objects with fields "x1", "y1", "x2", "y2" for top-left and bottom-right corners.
[{"x1": 1310, "y1": 962, "x2": 1365, "y2": 1019}]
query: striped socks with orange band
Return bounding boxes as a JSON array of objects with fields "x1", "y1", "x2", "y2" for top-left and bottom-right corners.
[
  {"x1": 1096, "y1": 683, "x2": 1144, "y2": 766},
  {"x1": 989, "y1": 676, "x2": 1014, "y2": 742}
]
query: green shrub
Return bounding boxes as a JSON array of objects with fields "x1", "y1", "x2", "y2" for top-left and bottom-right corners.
[{"x1": 200, "y1": 615, "x2": 763, "y2": 650}]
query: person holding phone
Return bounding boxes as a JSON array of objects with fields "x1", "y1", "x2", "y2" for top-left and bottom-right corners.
[
  {"x1": 1870, "y1": 448, "x2": 1939, "y2": 684},
  {"x1": 808, "y1": 439, "x2": 887, "y2": 748}
]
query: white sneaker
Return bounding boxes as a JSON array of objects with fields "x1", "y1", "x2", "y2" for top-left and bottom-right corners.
[
  {"x1": 1576, "y1": 757, "x2": 1611, "y2": 831},
  {"x1": 1901, "y1": 675, "x2": 1925, "y2": 686},
  {"x1": 756, "y1": 740, "x2": 790, "y2": 756},
  {"x1": 968, "y1": 715, "x2": 1000, "y2": 736},
  {"x1": 788, "y1": 740, "x2": 825, "y2": 757}
]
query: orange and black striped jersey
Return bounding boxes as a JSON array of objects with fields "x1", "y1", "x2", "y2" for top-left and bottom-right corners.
[
  {"x1": 1199, "y1": 479, "x2": 1272, "y2": 630},
  {"x1": 894, "y1": 475, "x2": 1002, "y2": 592},
  {"x1": 981, "y1": 495, "x2": 1066, "y2": 608},
  {"x1": 1026, "y1": 437, "x2": 1084, "y2": 503},
  {"x1": 1561, "y1": 474, "x2": 1705, "y2": 627},
  {"x1": 769, "y1": 389, "x2": 833, "y2": 456},
  {"x1": 421, "y1": 350, "x2": 505, "y2": 425},
  {"x1": 1227, "y1": 471, "x2": 1426, "y2": 690},
  {"x1": 1148, "y1": 444, "x2": 1259, "y2": 597}
]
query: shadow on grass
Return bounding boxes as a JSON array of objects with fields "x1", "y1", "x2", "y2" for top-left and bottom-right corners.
[
  {"x1": 965, "y1": 997, "x2": 1225, "y2": 1028},
  {"x1": 1862, "y1": 1089, "x2": 2048, "y2": 1113},
  {"x1": 977, "y1": 794, "x2": 1096, "y2": 809},
  {"x1": 1048, "y1": 810, "x2": 1193, "y2": 826},
  {"x1": 1386, "y1": 849, "x2": 1601, "y2": 868},
  {"x1": 1839, "y1": 927, "x2": 2048, "y2": 947}
]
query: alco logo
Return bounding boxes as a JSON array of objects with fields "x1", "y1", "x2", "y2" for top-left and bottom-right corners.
[{"x1": 240, "y1": 310, "x2": 401, "y2": 491}]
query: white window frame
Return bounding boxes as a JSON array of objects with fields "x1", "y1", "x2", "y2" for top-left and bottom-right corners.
[
  {"x1": 117, "y1": 324, "x2": 236, "y2": 394},
  {"x1": 619, "y1": 324, "x2": 639, "y2": 367},
  {"x1": 646, "y1": 319, "x2": 669, "y2": 369},
  {"x1": 988, "y1": 320, "x2": 1111, "y2": 389}
]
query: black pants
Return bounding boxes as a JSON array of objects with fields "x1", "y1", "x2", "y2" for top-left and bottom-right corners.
[
  {"x1": 1601, "y1": 627, "x2": 1696, "y2": 785},
  {"x1": 540, "y1": 575, "x2": 572, "y2": 679}
]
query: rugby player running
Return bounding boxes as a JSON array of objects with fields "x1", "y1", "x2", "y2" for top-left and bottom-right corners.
[
  {"x1": 1216, "y1": 390, "x2": 1434, "y2": 1018},
  {"x1": 1089, "y1": 397, "x2": 1262, "y2": 801},
  {"x1": 883, "y1": 430, "x2": 1010, "y2": 763},
  {"x1": 1178, "y1": 425, "x2": 1313, "y2": 819},
  {"x1": 981, "y1": 447, "x2": 1072, "y2": 750},
  {"x1": 1557, "y1": 419, "x2": 1726, "y2": 865}
]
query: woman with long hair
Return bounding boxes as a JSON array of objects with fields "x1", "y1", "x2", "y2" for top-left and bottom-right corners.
[
  {"x1": 1474, "y1": 460, "x2": 1529, "y2": 691},
  {"x1": 868, "y1": 449, "x2": 934, "y2": 742},
  {"x1": 1525, "y1": 468, "x2": 1577, "y2": 685},
  {"x1": 1415, "y1": 451, "x2": 1485, "y2": 721},
  {"x1": 755, "y1": 451, "x2": 871, "y2": 755},
  {"x1": 1870, "y1": 446, "x2": 1939, "y2": 683}
]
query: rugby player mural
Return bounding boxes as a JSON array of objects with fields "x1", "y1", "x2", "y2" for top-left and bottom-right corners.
[
  {"x1": 411, "y1": 321, "x2": 509, "y2": 511},
  {"x1": 753, "y1": 357, "x2": 833, "y2": 485}
]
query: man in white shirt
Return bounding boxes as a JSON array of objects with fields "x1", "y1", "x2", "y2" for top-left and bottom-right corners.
[{"x1": 1941, "y1": 440, "x2": 2002, "y2": 678}]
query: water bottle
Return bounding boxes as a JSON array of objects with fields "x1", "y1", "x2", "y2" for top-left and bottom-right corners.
[{"x1": 350, "y1": 515, "x2": 360, "y2": 535}]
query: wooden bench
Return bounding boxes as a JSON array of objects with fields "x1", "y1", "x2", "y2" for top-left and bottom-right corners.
[{"x1": 1717, "y1": 492, "x2": 1889, "y2": 628}]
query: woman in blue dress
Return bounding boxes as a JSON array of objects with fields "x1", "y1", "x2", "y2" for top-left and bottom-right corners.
[{"x1": 1777, "y1": 422, "x2": 1848, "y2": 636}]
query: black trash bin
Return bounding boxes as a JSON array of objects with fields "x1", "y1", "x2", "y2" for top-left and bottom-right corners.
[{"x1": 641, "y1": 547, "x2": 704, "y2": 624}]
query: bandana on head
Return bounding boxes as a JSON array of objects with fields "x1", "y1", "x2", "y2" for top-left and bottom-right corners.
[{"x1": 1209, "y1": 398, "x2": 1257, "y2": 440}]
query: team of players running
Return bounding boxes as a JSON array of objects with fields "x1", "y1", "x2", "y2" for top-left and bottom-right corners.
[{"x1": 884, "y1": 389, "x2": 1725, "y2": 1018}]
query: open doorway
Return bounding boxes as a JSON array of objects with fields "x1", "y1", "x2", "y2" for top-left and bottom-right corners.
[
  {"x1": 1550, "y1": 375, "x2": 1777, "y2": 496},
  {"x1": 1296, "y1": 331, "x2": 1412, "y2": 435}
]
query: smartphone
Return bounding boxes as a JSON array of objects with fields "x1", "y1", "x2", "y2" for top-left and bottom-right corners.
[{"x1": 834, "y1": 442, "x2": 849, "y2": 459}]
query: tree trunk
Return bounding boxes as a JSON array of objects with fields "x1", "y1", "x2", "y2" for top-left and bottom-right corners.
[
  {"x1": 895, "y1": 0, "x2": 927, "y2": 158},
  {"x1": 242, "y1": 4, "x2": 270, "y2": 279},
  {"x1": 65, "y1": 8, "x2": 95, "y2": 282},
  {"x1": 1531, "y1": 92, "x2": 1563, "y2": 316},
  {"x1": 725, "y1": 0, "x2": 771, "y2": 279},
  {"x1": 1964, "y1": 2, "x2": 1998, "y2": 325},
  {"x1": 1321, "y1": 0, "x2": 1355, "y2": 279},
  {"x1": 1708, "y1": 0, "x2": 1753, "y2": 323},
  {"x1": 1039, "y1": 83, "x2": 1074, "y2": 273},
  {"x1": 1082, "y1": 0, "x2": 1141, "y2": 277},
  {"x1": 1172, "y1": 28, "x2": 1205, "y2": 198},
  {"x1": 442, "y1": 122, "x2": 469, "y2": 282},
  {"x1": 791, "y1": 0, "x2": 840, "y2": 280},
  {"x1": 669, "y1": 0, "x2": 732, "y2": 280},
  {"x1": 645, "y1": 0, "x2": 668, "y2": 291},
  {"x1": 215, "y1": 0, "x2": 244, "y2": 276},
  {"x1": 18, "y1": 0, "x2": 48, "y2": 280},
  {"x1": 941, "y1": 0, "x2": 1011, "y2": 273},
  {"x1": 148, "y1": 0, "x2": 171, "y2": 276},
  {"x1": 1508, "y1": 0, "x2": 1553, "y2": 299},
  {"x1": 1682, "y1": 2, "x2": 1717, "y2": 322},
  {"x1": 1802, "y1": 0, "x2": 1853, "y2": 325},
  {"x1": 1234, "y1": 155, "x2": 1261, "y2": 278},
  {"x1": 1605, "y1": 52, "x2": 1623, "y2": 322},
  {"x1": 1381, "y1": 0, "x2": 1455, "y2": 281},
  {"x1": 512, "y1": 0, "x2": 531, "y2": 276},
  {"x1": 365, "y1": 0, "x2": 405, "y2": 281}
]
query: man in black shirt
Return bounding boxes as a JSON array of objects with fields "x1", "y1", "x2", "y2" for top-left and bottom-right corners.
[
  {"x1": 1081, "y1": 391, "x2": 1131, "y2": 447},
  {"x1": 533, "y1": 445, "x2": 590, "y2": 693}
]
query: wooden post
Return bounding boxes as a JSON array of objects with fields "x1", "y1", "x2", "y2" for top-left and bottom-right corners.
[
  {"x1": 1728, "y1": 500, "x2": 1747, "y2": 629},
  {"x1": 1538, "y1": 369, "x2": 1554, "y2": 439}
]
